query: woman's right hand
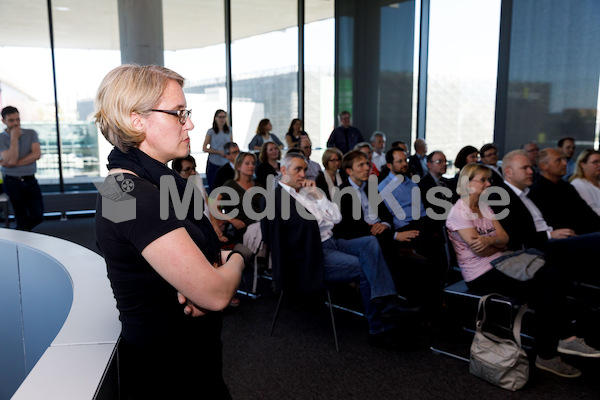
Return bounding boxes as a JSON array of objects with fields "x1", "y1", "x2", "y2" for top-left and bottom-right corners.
[{"x1": 468, "y1": 236, "x2": 493, "y2": 253}]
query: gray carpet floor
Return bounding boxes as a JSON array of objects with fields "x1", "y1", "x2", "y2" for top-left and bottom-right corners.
[{"x1": 31, "y1": 216, "x2": 600, "y2": 399}]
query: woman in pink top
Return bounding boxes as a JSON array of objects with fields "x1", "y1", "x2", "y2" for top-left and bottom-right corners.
[{"x1": 446, "y1": 163, "x2": 599, "y2": 378}]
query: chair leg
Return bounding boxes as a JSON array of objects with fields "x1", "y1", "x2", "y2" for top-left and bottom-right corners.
[
  {"x1": 326, "y1": 290, "x2": 340, "y2": 352},
  {"x1": 269, "y1": 290, "x2": 284, "y2": 337},
  {"x1": 252, "y1": 256, "x2": 259, "y2": 293}
]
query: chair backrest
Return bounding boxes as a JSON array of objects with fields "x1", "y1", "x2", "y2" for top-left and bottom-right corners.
[{"x1": 441, "y1": 227, "x2": 461, "y2": 286}]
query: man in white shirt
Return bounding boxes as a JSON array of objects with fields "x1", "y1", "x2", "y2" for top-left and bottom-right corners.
[
  {"x1": 370, "y1": 131, "x2": 387, "y2": 171},
  {"x1": 298, "y1": 136, "x2": 322, "y2": 181},
  {"x1": 263, "y1": 153, "x2": 419, "y2": 350}
]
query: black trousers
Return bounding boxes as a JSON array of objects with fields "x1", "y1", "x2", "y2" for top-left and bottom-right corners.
[
  {"x1": 467, "y1": 264, "x2": 573, "y2": 359},
  {"x1": 3, "y1": 175, "x2": 44, "y2": 231}
]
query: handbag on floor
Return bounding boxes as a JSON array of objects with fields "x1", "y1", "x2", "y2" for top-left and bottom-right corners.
[{"x1": 469, "y1": 294, "x2": 529, "y2": 391}]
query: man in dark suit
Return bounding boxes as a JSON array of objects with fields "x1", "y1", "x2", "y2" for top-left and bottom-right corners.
[
  {"x1": 528, "y1": 148, "x2": 600, "y2": 235},
  {"x1": 408, "y1": 138, "x2": 428, "y2": 177},
  {"x1": 490, "y1": 150, "x2": 600, "y2": 284},
  {"x1": 213, "y1": 142, "x2": 239, "y2": 189},
  {"x1": 418, "y1": 151, "x2": 453, "y2": 222},
  {"x1": 326, "y1": 111, "x2": 364, "y2": 154},
  {"x1": 334, "y1": 150, "x2": 439, "y2": 314},
  {"x1": 261, "y1": 152, "x2": 418, "y2": 349},
  {"x1": 480, "y1": 143, "x2": 503, "y2": 186}
]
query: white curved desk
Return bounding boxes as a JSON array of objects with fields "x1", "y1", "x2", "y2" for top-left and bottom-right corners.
[{"x1": 0, "y1": 228, "x2": 120, "y2": 400}]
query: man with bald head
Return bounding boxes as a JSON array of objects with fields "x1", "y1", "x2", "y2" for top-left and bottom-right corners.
[{"x1": 528, "y1": 148, "x2": 600, "y2": 234}]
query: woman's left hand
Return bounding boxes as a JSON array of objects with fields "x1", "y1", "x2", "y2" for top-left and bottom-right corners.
[{"x1": 178, "y1": 292, "x2": 207, "y2": 317}]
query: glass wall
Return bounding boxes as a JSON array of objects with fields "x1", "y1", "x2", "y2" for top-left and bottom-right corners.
[
  {"x1": 335, "y1": 0, "x2": 416, "y2": 147},
  {"x1": 164, "y1": 0, "x2": 226, "y2": 173},
  {"x1": 305, "y1": 0, "x2": 335, "y2": 151},
  {"x1": 501, "y1": 0, "x2": 600, "y2": 154},
  {"x1": 52, "y1": 1, "x2": 121, "y2": 187},
  {"x1": 230, "y1": 0, "x2": 298, "y2": 151},
  {"x1": 0, "y1": 0, "x2": 56, "y2": 184},
  {"x1": 426, "y1": 0, "x2": 501, "y2": 168}
]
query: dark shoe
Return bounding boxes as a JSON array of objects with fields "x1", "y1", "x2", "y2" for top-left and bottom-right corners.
[
  {"x1": 557, "y1": 338, "x2": 600, "y2": 358},
  {"x1": 379, "y1": 298, "x2": 421, "y2": 322},
  {"x1": 535, "y1": 356, "x2": 581, "y2": 378}
]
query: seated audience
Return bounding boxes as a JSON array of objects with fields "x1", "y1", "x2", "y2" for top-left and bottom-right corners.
[
  {"x1": 528, "y1": 148, "x2": 600, "y2": 234},
  {"x1": 479, "y1": 143, "x2": 503, "y2": 185},
  {"x1": 298, "y1": 136, "x2": 322, "y2": 181},
  {"x1": 379, "y1": 141, "x2": 407, "y2": 182},
  {"x1": 261, "y1": 152, "x2": 419, "y2": 350},
  {"x1": 558, "y1": 137, "x2": 576, "y2": 181},
  {"x1": 354, "y1": 142, "x2": 379, "y2": 176},
  {"x1": 315, "y1": 147, "x2": 344, "y2": 201},
  {"x1": 408, "y1": 138, "x2": 428, "y2": 177},
  {"x1": 489, "y1": 150, "x2": 600, "y2": 285},
  {"x1": 370, "y1": 131, "x2": 387, "y2": 171},
  {"x1": 255, "y1": 141, "x2": 281, "y2": 189},
  {"x1": 522, "y1": 141, "x2": 541, "y2": 181},
  {"x1": 569, "y1": 149, "x2": 600, "y2": 216},
  {"x1": 446, "y1": 163, "x2": 600, "y2": 379},
  {"x1": 249, "y1": 118, "x2": 283, "y2": 151},
  {"x1": 214, "y1": 141, "x2": 239, "y2": 190},
  {"x1": 214, "y1": 152, "x2": 263, "y2": 248},
  {"x1": 448, "y1": 145, "x2": 478, "y2": 198},
  {"x1": 378, "y1": 148, "x2": 446, "y2": 276},
  {"x1": 285, "y1": 118, "x2": 308, "y2": 148},
  {"x1": 418, "y1": 151, "x2": 453, "y2": 221},
  {"x1": 334, "y1": 150, "x2": 439, "y2": 313}
]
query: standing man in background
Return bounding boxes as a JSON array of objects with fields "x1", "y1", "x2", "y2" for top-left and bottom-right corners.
[
  {"x1": 327, "y1": 111, "x2": 364, "y2": 154},
  {"x1": 0, "y1": 106, "x2": 44, "y2": 230}
]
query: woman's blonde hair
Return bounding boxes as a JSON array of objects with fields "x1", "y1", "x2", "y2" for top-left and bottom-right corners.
[
  {"x1": 233, "y1": 152, "x2": 257, "y2": 181},
  {"x1": 570, "y1": 149, "x2": 600, "y2": 182},
  {"x1": 94, "y1": 64, "x2": 184, "y2": 152},
  {"x1": 322, "y1": 147, "x2": 343, "y2": 170},
  {"x1": 456, "y1": 163, "x2": 492, "y2": 196}
]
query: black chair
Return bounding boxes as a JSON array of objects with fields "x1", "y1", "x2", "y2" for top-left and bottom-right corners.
[{"x1": 430, "y1": 228, "x2": 533, "y2": 361}]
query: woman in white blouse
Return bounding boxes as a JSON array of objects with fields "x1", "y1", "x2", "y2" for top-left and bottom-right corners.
[{"x1": 570, "y1": 149, "x2": 600, "y2": 216}]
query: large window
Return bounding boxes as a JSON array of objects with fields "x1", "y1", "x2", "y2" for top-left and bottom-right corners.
[
  {"x1": 305, "y1": 3, "x2": 335, "y2": 151},
  {"x1": 0, "y1": 0, "x2": 56, "y2": 183},
  {"x1": 425, "y1": 0, "x2": 501, "y2": 167},
  {"x1": 52, "y1": 1, "x2": 121, "y2": 186},
  {"x1": 164, "y1": 0, "x2": 226, "y2": 174},
  {"x1": 501, "y1": 0, "x2": 600, "y2": 154},
  {"x1": 231, "y1": 0, "x2": 298, "y2": 151}
]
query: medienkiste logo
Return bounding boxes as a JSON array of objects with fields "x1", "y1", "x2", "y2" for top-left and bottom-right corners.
[{"x1": 94, "y1": 174, "x2": 136, "y2": 223}]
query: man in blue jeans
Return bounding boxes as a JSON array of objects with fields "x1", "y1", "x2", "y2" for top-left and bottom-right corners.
[
  {"x1": 0, "y1": 106, "x2": 44, "y2": 231},
  {"x1": 263, "y1": 152, "x2": 419, "y2": 350}
]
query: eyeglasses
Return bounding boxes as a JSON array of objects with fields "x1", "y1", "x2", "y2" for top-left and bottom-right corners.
[
  {"x1": 216, "y1": 115, "x2": 227, "y2": 119},
  {"x1": 329, "y1": 158, "x2": 341, "y2": 163},
  {"x1": 431, "y1": 160, "x2": 449, "y2": 165},
  {"x1": 181, "y1": 166, "x2": 196, "y2": 173},
  {"x1": 472, "y1": 177, "x2": 491, "y2": 183},
  {"x1": 151, "y1": 109, "x2": 192, "y2": 124}
]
